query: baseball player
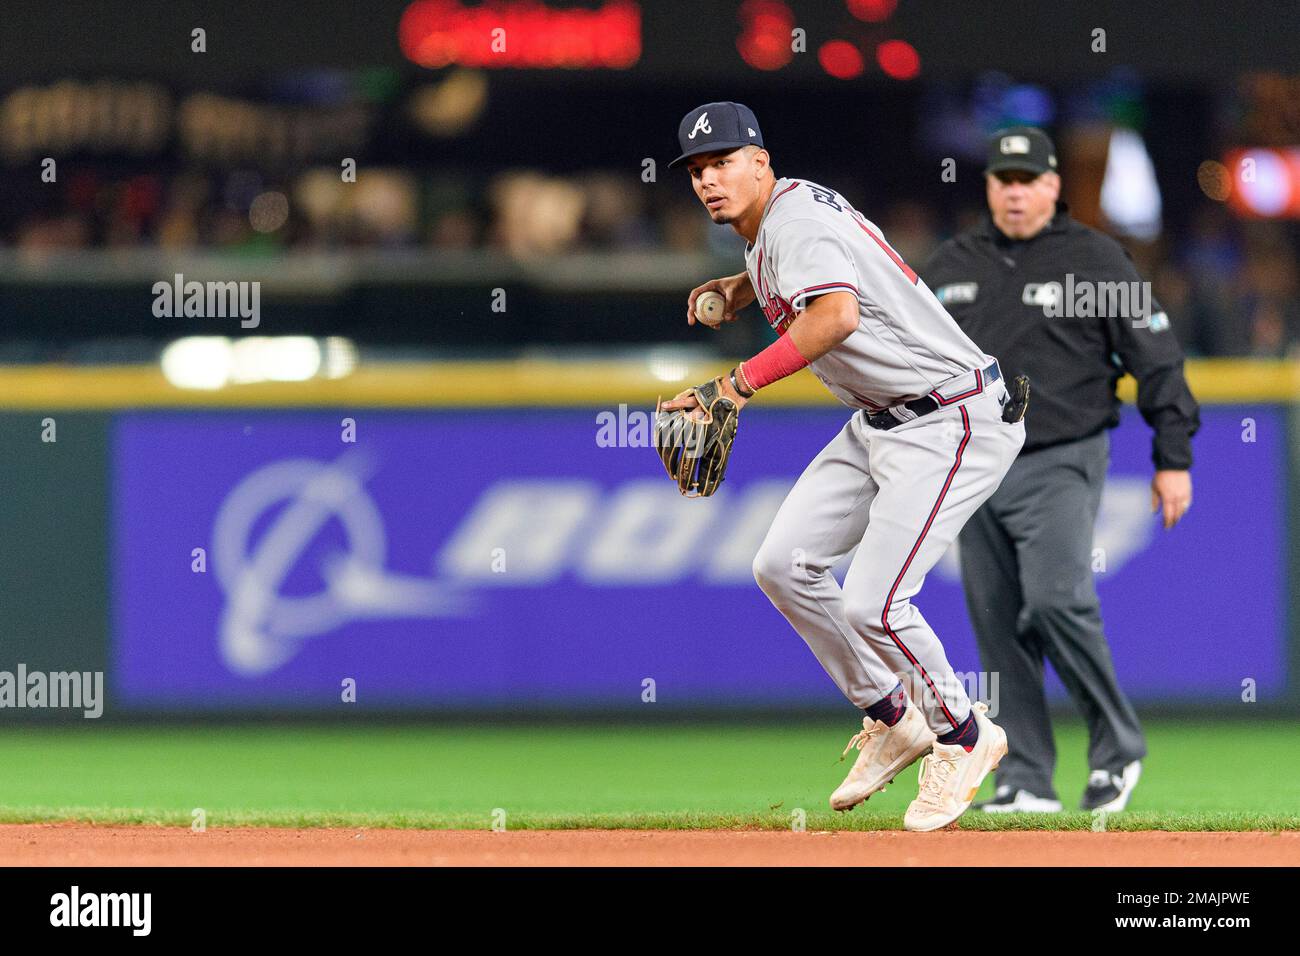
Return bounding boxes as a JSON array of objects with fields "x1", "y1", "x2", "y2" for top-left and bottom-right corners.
[{"x1": 659, "y1": 102, "x2": 1027, "y2": 830}]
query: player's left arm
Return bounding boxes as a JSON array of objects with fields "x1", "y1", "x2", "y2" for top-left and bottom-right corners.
[
  {"x1": 659, "y1": 292, "x2": 856, "y2": 412},
  {"x1": 732, "y1": 222, "x2": 862, "y2": 392},
  {"x1": 1098, "y1": 240, "x2": 1200, "y2": 529},
  {"x1": 783, "y1": 291, "x2": 860, "y2": 359}
]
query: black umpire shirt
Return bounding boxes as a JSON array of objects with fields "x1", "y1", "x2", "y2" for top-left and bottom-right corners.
[{"x1": 923, "y1": 206, "x2": 1200, "y2": 470}]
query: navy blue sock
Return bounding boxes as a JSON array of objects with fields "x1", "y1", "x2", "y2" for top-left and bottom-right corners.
[
  {"x1": 936, "y1": 710, "x2": 980, "y2": 751},
  {"x1": 863, "y1": 682, "x2": 907, "y2": 727}
]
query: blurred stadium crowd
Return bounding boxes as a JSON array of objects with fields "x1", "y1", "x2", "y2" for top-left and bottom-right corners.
[
  {"x1": 3, "y1": 46, "x2": 1299, "y2": 360},
  {"x1": 9, "y1": 160, "x2": 1298, "y2": 359}
]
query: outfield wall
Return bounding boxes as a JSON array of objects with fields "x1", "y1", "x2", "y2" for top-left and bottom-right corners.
[{"x1": 0, "y1": 359, "x2": 1294, "y2": 718}]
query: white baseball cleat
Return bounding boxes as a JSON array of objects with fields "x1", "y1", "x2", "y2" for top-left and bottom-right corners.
[
  {"x1": 903, "y1": 702, "x2": 1008, "y2": 832},
  {"x1": 830, "y1": 700, "x2": 936, "y2": 812}
]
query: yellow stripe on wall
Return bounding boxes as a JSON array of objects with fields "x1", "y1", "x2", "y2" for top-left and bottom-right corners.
[{"x1": 0, "y1": 359, "x2": 1296, "y2": 409}]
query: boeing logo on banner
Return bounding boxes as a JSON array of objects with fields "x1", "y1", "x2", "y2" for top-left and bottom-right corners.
[
  {"x1": 211, "y1": 453, "x2": 476, "y2": 676},
  {"x1": 212, "y1": 456, "x2": 1155, "y2": 676}
]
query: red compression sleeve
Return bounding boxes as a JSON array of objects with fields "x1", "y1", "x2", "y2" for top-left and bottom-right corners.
[{"x1": 741, "y1": 333, "x2": 810, "y2": 391}]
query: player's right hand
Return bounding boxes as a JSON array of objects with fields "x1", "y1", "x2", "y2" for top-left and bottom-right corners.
[{"x1": 686, "y1": 273, "x2": 755, "y2": 327}]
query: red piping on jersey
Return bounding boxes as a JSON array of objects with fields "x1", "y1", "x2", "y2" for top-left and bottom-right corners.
[
  {"x1": 756, "y1": 247, "x2": 796, "y2": 334},
  {"x1": 854, "y1": 218, "x2": 918, "y2": 284},
  {"x1": 769, "y1": 180, "x2": 801, "y2": 209},
  {"x1": 930, "y1": 367, "x2": 983, "y2": 406},
  {"x1": 793, "y1": 281, "x2": 859, "y2": 303},
  {"x1": 879, "y1": 405, "x2": 972, "y2": 731}
]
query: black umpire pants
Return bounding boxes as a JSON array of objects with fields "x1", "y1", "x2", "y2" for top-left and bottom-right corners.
[{"x1": 957, "y1": 429, "x2": 1146, "y2": 799}]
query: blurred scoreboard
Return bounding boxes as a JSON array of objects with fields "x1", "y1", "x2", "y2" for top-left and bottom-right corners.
[{"x1": 2, "y1": 1, "x2": 1298, "y2": 85}]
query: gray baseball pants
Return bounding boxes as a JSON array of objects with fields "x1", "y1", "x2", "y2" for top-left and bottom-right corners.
[{"x1": 752, "y1": 381, "x2": 1024, "y2": 735}]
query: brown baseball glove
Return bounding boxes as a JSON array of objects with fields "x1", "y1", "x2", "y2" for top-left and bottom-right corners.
[{"x1": 653, "y1": 376, "x2": 740, "y2": 498}]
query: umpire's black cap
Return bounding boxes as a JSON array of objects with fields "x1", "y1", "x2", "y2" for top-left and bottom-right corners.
[
  {"x1": 984, "y1": 126, "x2": 1058, "y2": 176},
  {"x1": 669, "y1": 102, "x2": 764, "y2": 169}
]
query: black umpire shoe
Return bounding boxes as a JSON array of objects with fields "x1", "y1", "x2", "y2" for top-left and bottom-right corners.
[
  {"x1": 1080, "y1": 761, "x2": 1142, "y2": 813},
  {"x1": 975, "y1": 784, "x2": 1062, "y2": 813}
]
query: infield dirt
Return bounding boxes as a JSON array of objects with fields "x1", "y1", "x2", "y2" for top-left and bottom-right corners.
[{"x1": 1, "y1": 825, "x2": 1295, "y2": 866}]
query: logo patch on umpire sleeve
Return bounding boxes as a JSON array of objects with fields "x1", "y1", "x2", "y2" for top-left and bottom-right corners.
[
  {"x1": 935, "y1": 282, "x2": 978, "y2": 304},
  {"x1": 1023, "y1": 282, "x2": 1063, "y2": 309}
]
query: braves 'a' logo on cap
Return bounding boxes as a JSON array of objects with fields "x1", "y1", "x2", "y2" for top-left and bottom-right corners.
[{"x1": 687, "y1": 112, "x2": 712, "y2": 140}]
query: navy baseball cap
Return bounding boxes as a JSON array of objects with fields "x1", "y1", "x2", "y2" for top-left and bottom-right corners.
[
  {"x1": 668, "y1": 102, "x2": 764, "y2": 169},
  {"x1": 984, "y1": 126, "x2": 1058, "y2": 176}
]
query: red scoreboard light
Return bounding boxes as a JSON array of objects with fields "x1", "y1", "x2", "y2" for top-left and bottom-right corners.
[
  {"x1": 876, "y1": 39, "x2": 920, "y2": 80},
  {"x1": 1224, "y1": 148, "x2": 1300, "y2": 218},
  {"x1": 399, "y1": 0, "x2": 641, "y2": 70},
  {"x1": 847, "y1": 0, "x2": 898, "y2": 23},
  {"x1": 736, "y1": 0, "x2": 796, "y2": 71},
  {"x1": 818, "y1": 40, "x2": 865, "y2": 80}
]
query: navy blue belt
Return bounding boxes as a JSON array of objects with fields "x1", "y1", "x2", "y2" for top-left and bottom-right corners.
[{"x1": 865, "y1": 361, "x2": 1001, "y2": 431}]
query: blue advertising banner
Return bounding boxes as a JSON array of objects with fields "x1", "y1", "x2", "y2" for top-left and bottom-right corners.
[{"x1": 111, "y1": 406, "x2": 1285, "y2": 709}]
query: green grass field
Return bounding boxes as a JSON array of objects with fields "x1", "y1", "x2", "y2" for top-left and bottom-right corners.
[{"x1": 0, "y1": 720, "x2": 1296, "y2": 831}]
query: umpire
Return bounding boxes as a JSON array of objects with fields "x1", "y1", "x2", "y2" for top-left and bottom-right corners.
[{"x1": 923, "y1": 127, "x2": 1199, "y2": 814}]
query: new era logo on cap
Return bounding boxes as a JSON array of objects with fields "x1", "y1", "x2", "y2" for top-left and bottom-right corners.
[{"x1": 669, "y1": 101, "x2": 764, "y2": 169}]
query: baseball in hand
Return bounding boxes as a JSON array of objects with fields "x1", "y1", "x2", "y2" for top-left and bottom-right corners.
[{"x1": 695, "y1": 291, "x2": 726, "y2": 327}]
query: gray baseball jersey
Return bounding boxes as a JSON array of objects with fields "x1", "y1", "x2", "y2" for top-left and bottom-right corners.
[
  {"x1": 744, "y1": 178, "x2": 994, "y2": 410},
  {"x1": 742, "y1": 176, "x2": 1026, "y2": 736}
]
